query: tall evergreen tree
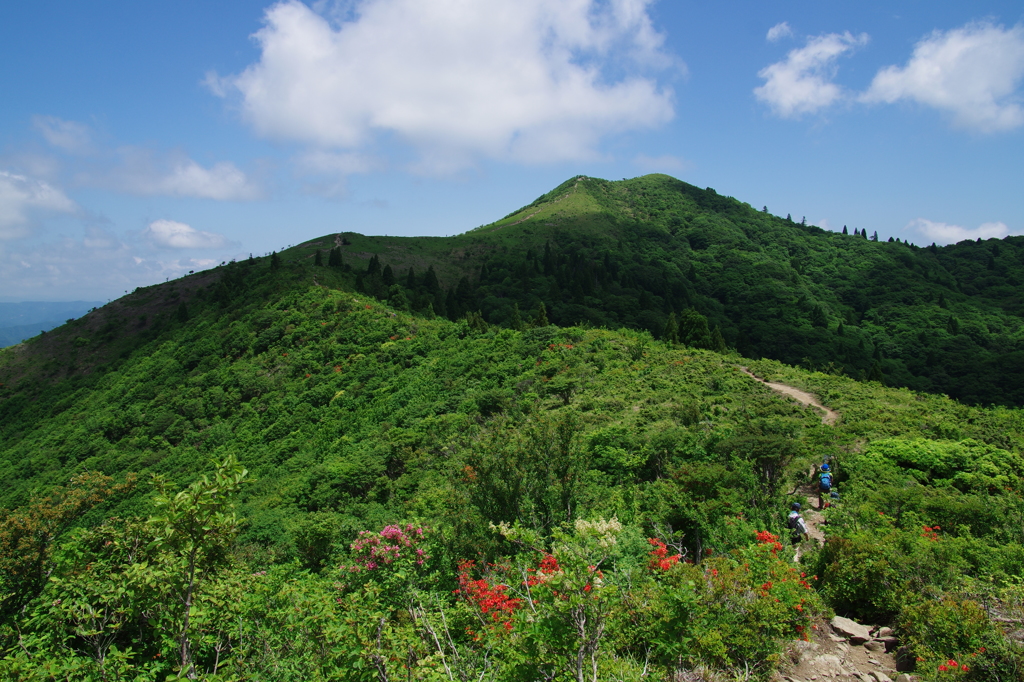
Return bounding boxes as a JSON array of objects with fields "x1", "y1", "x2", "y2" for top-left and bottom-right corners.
[
  {"x1": 328, "y1": 247, "x2": 342, "y2": 267},
  {"x1": 810, "y1": 305, "x2": 828, "y2": 328},
  {"x1": 423, "y1": 265, "x2": 440, "y2": 294},
  {"x1": 270, "y1": 251, "x2": 281, "y2": 270},
  {"x1": 532, "y1": 302, "x2": 549, "y2": 327},
  {"x1": 406, "y1": 267, "x2": 416, "y2": 289},
  {"x1": 842, "y1": 225, "x2": 848, "y2": 235},
  {"x1": 445, "y1": 289, "x2": 457, "y2": 320},
  {"x1": 509, "y1": 303, "x2": 524, "y2": 331},
  {"x1": 382, "y1": 264, "x2": 396, "y2": 287},
  {"x1": 868, "y1": 361, "x2": 885, "y2": 384},
  {"x1": 662, "y1": 312, "x2": 679, "y2": 344},
  {"x1": 711, "y1": 325, "x2": 727, "y2": 353},
  {"x1": 314, "y1": 250, "x2": 323, "y2": 266},
  {"x1": 367, "y1": 255, "x2": 381, "y2": 276}
]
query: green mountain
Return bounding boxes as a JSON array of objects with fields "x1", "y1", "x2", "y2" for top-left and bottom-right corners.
[
  {"x1": 1, "y1": 174, "x2": 1022, "y2": 679},
  {"x1": 309, "y1": 174, "x2": 1024, "y2": 406}
]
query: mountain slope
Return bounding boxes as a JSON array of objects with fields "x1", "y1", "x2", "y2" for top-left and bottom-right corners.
[
  {"x1": 1, "y1": 201, "x2": 1023, "y2": 676},
  {"x1": 321, "y1": 174, "x2": 1024, "y2": 406}
]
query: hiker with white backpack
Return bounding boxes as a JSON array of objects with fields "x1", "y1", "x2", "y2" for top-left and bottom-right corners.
[{"x1": 787, "y1": 502, "x2": 809, "y2": 545}]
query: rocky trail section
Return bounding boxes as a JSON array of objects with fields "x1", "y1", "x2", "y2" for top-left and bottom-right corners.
[
  {"x1": 738, "y1": 367, "x2": 839, "y2": 426},
  {"x1": 776, "y1": 617, "x2": 915, "y2": 682}
]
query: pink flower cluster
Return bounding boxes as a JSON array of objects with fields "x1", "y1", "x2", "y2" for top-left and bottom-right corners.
[{"x1": 349, "y1": 523, "x2": 427, "y2": 571}]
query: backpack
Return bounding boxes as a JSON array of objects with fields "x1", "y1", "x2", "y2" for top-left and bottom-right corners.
[
  {"x1": 787, "y1": 511, "x2": 800, "y2": 529},
  {"x1": 819, "y1": 471, "x2": 832, "y2": 492}
]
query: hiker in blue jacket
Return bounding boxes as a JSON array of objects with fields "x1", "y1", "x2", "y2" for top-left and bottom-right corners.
[{"x1": 815, "y1": 463, "x2": 834, "y2": 510}]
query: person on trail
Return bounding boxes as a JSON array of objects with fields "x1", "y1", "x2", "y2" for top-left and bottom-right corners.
[
  {"x1": 815, "y1": 463, "x2": 834, "y2": 510},
  {"x1": 787, "y1": 502, "x2": 809, "y2": 545}
]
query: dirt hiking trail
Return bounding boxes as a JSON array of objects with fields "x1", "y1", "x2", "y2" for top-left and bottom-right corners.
[
  {"x1": 738, "y1": 367, "x2": 839, "y2": 425},
  {"x1": 738, "y1": 366, "x2": 836, "y2": 551}
]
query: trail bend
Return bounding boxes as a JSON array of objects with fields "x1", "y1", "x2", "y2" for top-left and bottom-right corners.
[{"x1": 737, "y1": 366, "x2": 839, "y2": 426}]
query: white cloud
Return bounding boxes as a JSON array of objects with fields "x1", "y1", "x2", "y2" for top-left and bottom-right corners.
[
  {"x1": 100, "y1": 151, "x2": 263, "y2": 201},
  {"x1": 0, "y1": 171, "x2": 78, "y2": 240},
  {"x1": 907, "y1": 218, "x2": 1015, "y2": 244},
  {"x1": 0, "y1": 228, "x2": 226, "y2": 301},
  {"x1": 143, "y1": 219, "x2": 231, "y2": 249},
  {"x1": 213, "y1": 0, "x2": 676, "y2": 172},
  {"x1": 766, "y1": 22, "x2": 793, "y2": 43},
  {"x1": 755, "y1": 32, "x2": 868, "y2": 118},
  {"x1": 862, "y1": 22, "x2": 1024, "y2": 132},
  {"x1": 31, "y1": 115, "x2": 94, "y2": 154}
]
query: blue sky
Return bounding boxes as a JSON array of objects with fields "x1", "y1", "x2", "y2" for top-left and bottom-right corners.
[{"x1": 1, "y1": 0, "x2": 1022, "y2": 301}]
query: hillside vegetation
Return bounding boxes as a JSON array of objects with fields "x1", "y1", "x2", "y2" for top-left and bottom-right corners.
[
  {"x1": 0, "y1": 175, "x2": 1022, "y2": 679},
  {"x1": 301, "y1": 175, "x2": 1023, "y2": 406}
]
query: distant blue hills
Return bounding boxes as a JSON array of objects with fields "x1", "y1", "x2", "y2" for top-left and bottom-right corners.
[{"x1": 0, "y1": 301, "x2": 102, "y2": 348}]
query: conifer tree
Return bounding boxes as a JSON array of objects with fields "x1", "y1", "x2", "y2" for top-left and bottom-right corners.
[
  {"x1": 810, "y1": 305, "x2": 827, "y2": 328},
  {"x1": 842, "y1": 225, "x2": 848, "y2": 235},
  {"x1": 328, "y1": 247, "x2": 342, "y2": 267},
  {"x1": 314, "y1": 250, "x2": 322, "y2": 266},
  {"x1": 445, "y1": 289, "x2": 457, "y2": 320},
  {"x1": 510, "y1": 303, "x2": 524, "y2": 331},
  {"x1": 382, "y1": 264, "x2": 395, "y2": 287},
  {"x1": 406, "y1": 267, "x2": 416, "y2": 289},
  {"x1": 423, "y1": 265, "x2": 440, "y2": 293},
  {"x1": 663, "y1": 312, "x2": 679, "y2": 344},
  {"x1": 366, "y1": 255, "x2": 380, "y2": 276},
  {"x1": 871, "y1": 231, "x2": 878, "y2": 241},
  {"x1": 532, "y1": 301, "x2": 549, "y2": 327},
  {"x1": 270, "y1": 251, "x2": 280, "y2": 270},
  {"x1": 946, "y1": 316, "x2": 960, "y2": 335},
  {"x1": 711, "y1": 325, "x2": 727, "y2": 353},
  {"x1": 868, "y1": 361, "x2": 885, "y2": 384}
]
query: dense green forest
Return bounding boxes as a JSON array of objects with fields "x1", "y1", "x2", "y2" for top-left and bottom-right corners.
[
  {"x1": 1, "y1": 175, "x2": 1023, "y2": 680},
  {"x1": 336, "y1": 175, "x2": 1024, "y2": 407}
]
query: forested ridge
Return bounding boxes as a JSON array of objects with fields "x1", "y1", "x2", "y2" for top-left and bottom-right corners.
[
  {"x1": 314, "y1": 174, "x2": 1023, "y2": 406},
  {"x1": 0, "y1": 174, "x2": 1023, "y2": 680}
]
